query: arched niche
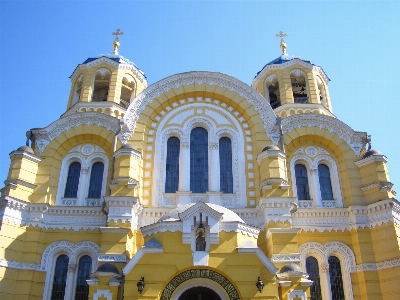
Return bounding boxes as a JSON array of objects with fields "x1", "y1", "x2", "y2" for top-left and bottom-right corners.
[
  {"x1": 120, "y1": 74, "x2": 135, "y2": 109},
  {"x1": 92, "y1": 68, "x2": 111, "y2": 102},
  {"x1": 290, "y1": 69, "x2": 309, "y2": 103},
  {"x1": 72, "y1": 75, "x2": 84, "y2": 106},
  {"x1": 265, "y1": 74, "x2": 281, "y2": 109}
]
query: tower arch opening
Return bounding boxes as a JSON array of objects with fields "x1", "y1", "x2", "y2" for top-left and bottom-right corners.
[
  {"x1": 92, "y1": 68, "x2": 111, "y2": 102},
  {"x1": 290, "y1": 69, "x2": 309, "y2": 103},
  {"x1": 120, "y1": 74, "x2": 135, "y2": 109}
]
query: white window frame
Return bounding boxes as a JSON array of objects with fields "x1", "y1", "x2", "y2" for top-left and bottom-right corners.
[
  {"x1": 56, "y1": 145, "x2": 109, "y2": 206},
  {"x1": 290, "y1": 148, "x2": 343, "y2": 208},
  {"x1": 300, "y1": 241, "x2": 356, "y2": 300},
  {"x1": 41, "y1": 240, "x2": 99, "y2": 300}
]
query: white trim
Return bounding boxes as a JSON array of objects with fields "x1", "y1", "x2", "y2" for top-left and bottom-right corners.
[
  {"x1": 290, "y1": 147, "x2": 342, "y2": 208},
  {"x1": 153, "y1": 104, "x2": 246, "y2": 208},
  {"x1": 121, "y1": 71, "x2": 277, "y2": 144},
  {"x1": 237, "y1": 239, "x2": 278, "y2": 274},
  {"x1": 122, "y1": 242, "x2": 163, "y2": 275},
  {"x1": 55, "y1": 145, "x2": 109, "y2": 206},
  {"x1": 356, "y1": 258, "x2": 400, "y2": 271},
  {"x1": 41, "y1": 240, "x2": 100, "y2": 300},
  {"x1": 93, "y1": 289, "x2": 113, "y2": 300},
  {"x1": 172, "y1": 279, "x2": 228, "y2": 300},
  {"x1": 299, "y1": 241, "x2": 355, "y2": 300}
]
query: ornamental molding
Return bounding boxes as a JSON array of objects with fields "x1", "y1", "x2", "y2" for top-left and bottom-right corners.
[
  {"x1": 354, "y1": 154, "x2": 388, "y2": 167},
  {"x1": 121, "y1": 71, "x2": 277, "y2": 143},
  {"x1": 98, "y1": 254, "x2": 127, "y2": 262},
  {"x1": 31, "y1": 112, "x2": 120, "y2": 153},
  {"x1": 113, "y1": 147, "x2": 142, "y2": 160},
  {"x1": 104, "y1": 196, "x2": 143, "y2": 228},
  {"x1": 9, "y1": 150, "x2": 42, "y2": 163},
  {"x1": 160, "y1": 269, "x2": 240, "y2": 300},
  {"x1": 257, "y1": 149, "x2": 286, "y2": 165},
  {"x1": 356, "y1": 258, "x2": 400, "y2": 272},
  {"x1": 253, "y1": 58, "x2": 330, "y2": 86},
  {"x1": 361, "y1": 181, "x2": 393, "y2": 192},
  {"x1": 0, "y1": 258, "x2": 42, "y2": 271},
  {"x1": 292, "y1": 199, "x2": 400, "y2": 232},
  {"x1": 70, "y1": 55, "x2": 147, "y2": 86},
  {"x1": 0, "y1": 196, "x2": 106, "y2": 231},
  {"x1": 237, "y1": 239, "x2": 278, "y2": 274},
  {"x1": 41, "y1": 240, "x2": 100, "y2": 271},
  {"x1": 299, "y1": 241, "x2": 355, "y2": 300},
  {"x1": 271, "y1": 253, "x2": 301, "y2": 262},
  {"x1": 4, "y1": 178, "x2": 37, "y2": 190},
  {"x1": 281, "y1": 114, "x2": 367, "y2": 156}
]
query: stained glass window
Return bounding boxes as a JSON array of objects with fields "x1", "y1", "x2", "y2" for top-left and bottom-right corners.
[
  {"x1": 306, "y1": 256, "x2": 322, "y2": 300},
  {"x1": 295, "y1": 164, "x2": 311, "y2": 200},
  {"x1": 51, "y1": 254, "x2": 69, "y2": 300},
  {"x1": 190, "y1": 127, "x2": 208, "y2": 193},
  {"x1": 318, "y1": 164, "x2": 334, "y2": 200},
  {"x1": 75, "y1": 255, "x2": 92, "y2": 300},
  {"x1": 88, "y1": 162, "x2": 104, "y2": 198},
  {"x1": 64, "y1": 162, "x2": 81, "y2": 198},
  {"x1": 328, "y1": 256, "x2": 345, "y2": 300},
  {"x1": 165, "y1": 137, "x2": 180, "y2": 193},
  {"x1": 219, "y1": 137, "x2": 233, "y2": 193}
]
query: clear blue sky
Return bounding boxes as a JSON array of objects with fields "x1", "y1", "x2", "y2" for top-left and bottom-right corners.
[{"x1": 1, "y1": 1, "x2": 399, "y2": 194}]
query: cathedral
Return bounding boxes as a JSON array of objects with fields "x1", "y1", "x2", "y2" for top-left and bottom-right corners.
[{"x1": 1, "y1": 30, "x2": 399, "y2": 300}]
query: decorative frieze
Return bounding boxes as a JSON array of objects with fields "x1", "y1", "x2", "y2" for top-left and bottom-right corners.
[
  {"x1": 32, "y1": 113, "x2": 120, "y2": 153},
  {"x1": 271, "y1": 254, "x2": 301, "y2": 263},
  {"x1": 356, "y1": 258, "x2": 400, "y2": 272},
  {"x1": 98, "y1": 254, "x2": 127, "y2": 262}
]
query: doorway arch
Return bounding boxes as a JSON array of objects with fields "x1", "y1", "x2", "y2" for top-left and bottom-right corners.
[{"x1": 161, "y1": 269, "x2": 240, "y2": 300}]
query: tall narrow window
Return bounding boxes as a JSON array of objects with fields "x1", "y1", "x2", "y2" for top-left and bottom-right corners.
[
  {"x1": 51, "y1": 254, "x2": 69, "y2": 300},
  {"x1": 75, "y1": 255, "x2": 92, "y2": 300},
  {"x1": 295, "y1": 164, "x2": 311, "y2": 200},
  {"x1": 318, "y1": 164, "x2": 334, "y2": 200},
  {"x1": 219, "y1": 137, "x2": 233, "y2": 193},
  {"x1": 165, "y1": 137, "x2": 180, "y2": 193},
  {"x1": 190, "y1": 127, "x2": 208, "y2": 193},
  {"x1": 64, "y1": 162, "x2": 81, "y2": 198},
  {"x1": 328, "y1": 256, "x2": 345, "y2": 300},
  {"x1": 88, "y1": 162, "x2": 104, "y2": 198},
  {"x1": 306, "y1": 257, "x2": 322, "y2": 300}
]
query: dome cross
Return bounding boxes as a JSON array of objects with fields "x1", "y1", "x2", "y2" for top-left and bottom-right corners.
[
  {"x1": 276, "y1": 31, "x2": 288, "y2": 56},
  {"x1": 112, "y1": 28, "x2": 124, "y2": 55}
]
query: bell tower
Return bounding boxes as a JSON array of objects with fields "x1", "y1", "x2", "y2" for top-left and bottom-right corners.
[
  {"x1": 252, "y1": 32, "x2": 333, "y2": 119},
  {"x1": 65, "y1": 29, "x2": 148, "y2": 119}
]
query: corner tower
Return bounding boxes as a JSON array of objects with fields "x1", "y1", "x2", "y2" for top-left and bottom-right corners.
[
  {"x1": 252, "y1": 32, "x2": 332, "y2": 119},
  {"x1": 66, "y1": 29, "x2": 147, "y2": 119}
]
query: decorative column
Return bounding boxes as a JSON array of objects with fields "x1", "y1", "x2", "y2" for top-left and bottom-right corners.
[
  {"x1": 77, "y1": 167, "x2": 89, "y2": 206},
  {"x1": 208, "y1": 142, "x2": 220, "y2": 192},
  {"x1": 177, "y1": 142, "x2": 191, "y2": 205},
  {"x1": 310, "y1": 168, "x2": 322, "y2": 207},
  {"x1": 64, "y1": 262, "x2": 77, "y2": 300}
]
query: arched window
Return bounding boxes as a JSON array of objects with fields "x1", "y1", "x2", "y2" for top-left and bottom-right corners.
[
  {"x1": 318, "y1": 164, "x2": 333, "y2": 200},
  {"x1": 328, "y1": 256, "x2": 345, "y2": 300},
  {"x1": 190, "y1": 127, "x2": 208, "y2": 193},
  {"x1": 64, "y1": 162, "x2": 81, "y2": 198},
  {"x1": 306, "y1": 257, "x2": 322, "y2": 300},
  {"x1": 290, "y1": 70, "x2": 309, "y2": 103},
  {"x1": 219, "y1": 137, "x2": 233, "y2": 193},
  {"x1": 265, "y1": 74, "x2": 281, "y2": 109},
  {"x1": 165, "y1": 137, "x2": 180, "y2": 193},
  {"x1": 51, "y1": 254, "x2": 69, "y2": 300},
  {"x1": 295, "y1": 164, "x2": 311, "y2": 200},
  {"x1": 92, "y1": 68, "x2": 111, "y2": 102},
  {"x1": 75, "y1": 255, "x2": 92, "y2": 300},
  {"x1": 88, "y1": 162, "x2": 104, "y2": 199},
  {"x1": 120, "y1": 74, "x2": 135, "y2": 109}
]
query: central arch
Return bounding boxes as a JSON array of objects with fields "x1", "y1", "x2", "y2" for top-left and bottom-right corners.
[
  {"x1": 161, "y1": 269, "x2": 240, "y2": 300},
  {"x1": 120, "y1": 71, "x2": 278, "y2": 144}
]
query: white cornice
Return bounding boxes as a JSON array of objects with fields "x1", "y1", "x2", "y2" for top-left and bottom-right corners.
[
  {"x1": 281, "y1": 114, "x2": 367, "y2": 156},
  {"x1": 257, "y1": 149, "x2": 286, "y2": 165},
  {"x1": 113, "y1": 148, "x2": 142, "y2": 160},
  {"x1": 9, "y1": 150, "x2": 42, "y2": 163},
  {"x1": 237, "y1": 239, "x2": 278, "y2": 274},
  {"x1": 354, "y1": 154, "x2": 388, "y2": 167},
  {"x1": 0, "y1": 196, "x2": 106, "y2": 231},
  {"x1": 31, "y1": 112, "x2": 120, "y2": 153},
  {"x1": 356, "y1": 258, "x2": 400, "y2": 272},
  {"x1": 292, "y1": 198, "x2": 399, "y2": 232}
]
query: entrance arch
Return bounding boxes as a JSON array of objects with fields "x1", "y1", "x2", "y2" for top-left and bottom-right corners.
[
  {"x1": 179, "y1": 286, "x2": 221, "y2": 300},
  {"x1": 161, "y1": 269, "x2": 240, "y2": 300}
]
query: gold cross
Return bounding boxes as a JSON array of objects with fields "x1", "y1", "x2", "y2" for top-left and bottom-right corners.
[
  {"x1": 276, "y1": 31, "x2": 287, "y2": 56},
  {"x1": 112, "y1": 28, "x2": 124, "y2": 40},
  {"x1": 112, "y1": 29, "x2": 124, "y2": 55}
]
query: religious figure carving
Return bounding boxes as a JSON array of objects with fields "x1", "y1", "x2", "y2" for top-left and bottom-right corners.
[{"x1": 196, "y1": 230, "x2": 206, "y2": 251}]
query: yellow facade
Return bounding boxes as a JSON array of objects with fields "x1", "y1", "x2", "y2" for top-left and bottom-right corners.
[{"x1": 1, "y1": 39, "x2": 399, "y2": 300}]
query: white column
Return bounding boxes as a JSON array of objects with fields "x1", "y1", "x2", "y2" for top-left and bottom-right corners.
[
  {"x1": 77, "y1": 167, "x2": 89, "y2": 206},
  {"x1": 208, "y1": 143, "x2": 220, "y2": 192},
  {"x1": 179, "y1": 142, "x2": 190, "y2": 191},
  {"x1": 65, "y1": 262, "x2": 77, "y2": 300},
  {"x1": 310, "y1": 168, "x2": 322, "y2": 207}
]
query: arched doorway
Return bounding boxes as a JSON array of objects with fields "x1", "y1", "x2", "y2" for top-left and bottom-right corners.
[{"x1": 179, "y1": 286, "x2": 221, "y2": 300}]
